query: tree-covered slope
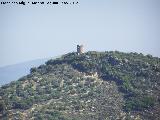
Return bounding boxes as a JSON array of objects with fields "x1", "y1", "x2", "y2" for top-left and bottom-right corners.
[{"x1": 0, "y1": 51, "x2": 160, "y2": 120}]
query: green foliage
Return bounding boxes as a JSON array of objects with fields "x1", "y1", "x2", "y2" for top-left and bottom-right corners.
[
  {"x1": 125, "y1": 96, "x2": 155, "y2": 111},
  {"x1": 30, "y1": 67, "x2": 37, "y2": 73},
  {"x1": 12, "y1": 98, "x2": 33, "y2": 109},
  {"x1": 50, "y1": 91, "x2": 61, "y2": 99},
  {"x1": 0, "y1": 51, "x2": 160, "y2": 119}
]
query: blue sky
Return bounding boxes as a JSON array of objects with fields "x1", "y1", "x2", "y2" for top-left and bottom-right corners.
[{"x1": 0, "y1": 0, "x2": 160, "y2": 67}]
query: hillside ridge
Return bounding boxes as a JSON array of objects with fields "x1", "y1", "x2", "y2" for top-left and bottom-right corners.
[{"x1": 0, "y1": 51, "x2": 160, "y2": 120}]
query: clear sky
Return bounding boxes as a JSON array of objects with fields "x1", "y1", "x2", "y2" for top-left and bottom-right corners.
[{"x1": 0, "y1": 0, "x2": 160, "y2": 67}]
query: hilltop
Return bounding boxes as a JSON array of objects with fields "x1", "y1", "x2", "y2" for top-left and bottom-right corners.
[{"x1": 0, "y1": 51, "x2": 160, "y2": 120}]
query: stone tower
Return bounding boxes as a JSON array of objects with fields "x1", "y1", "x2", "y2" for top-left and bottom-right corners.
[{"x1": 77, "y1": 45, "x2": 84, "y2": 55}]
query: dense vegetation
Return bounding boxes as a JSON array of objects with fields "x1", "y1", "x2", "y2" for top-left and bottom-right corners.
[{"x1": 0, "y1": 51, "x2": 160, "y2": 120}]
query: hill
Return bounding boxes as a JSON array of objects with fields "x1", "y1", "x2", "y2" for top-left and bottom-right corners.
[
  {"x1": 0, "y1": 51, "x2": 160, "y2": 120},
  {"x1": 0, "y1": 58, "x2": 51, "y2": 86}
]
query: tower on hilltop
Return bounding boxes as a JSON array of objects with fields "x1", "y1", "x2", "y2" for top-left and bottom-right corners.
[{"x1": 77, "y1": 45, "x2": 84, "y2": 55}]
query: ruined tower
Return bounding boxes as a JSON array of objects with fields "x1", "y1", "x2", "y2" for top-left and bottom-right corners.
[{"x1": 77, "y1": 45, "x2": 84, "y2": 55}]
